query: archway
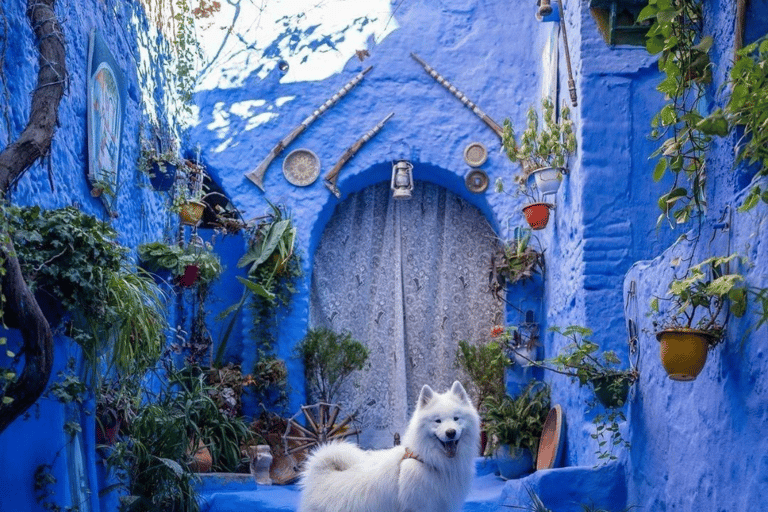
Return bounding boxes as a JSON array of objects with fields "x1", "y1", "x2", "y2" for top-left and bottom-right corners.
[{"x1": 309, "y1": 180, "x2": 502, "y2": 448}]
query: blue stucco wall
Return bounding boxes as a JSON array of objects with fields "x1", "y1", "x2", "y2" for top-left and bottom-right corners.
[{"x1": 1, "y1": 0, "x2": 767, "y2": 510}]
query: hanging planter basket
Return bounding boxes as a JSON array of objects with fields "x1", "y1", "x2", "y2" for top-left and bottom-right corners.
[
  {"x1": 590, "y1": 374, "x2": 631, "y2": 408},
  {"x1": 148, "y1": 161, "x2": 178, "y2": 192},
  {"x1": 179, "y1": 200, "x2": 206, "y2": 226},
  {"x1": 656, "y1": 328, "x2": 718, "y2": 381},
  {"x1": 529, "y1": 167, "x2": 564, "y2": 197},
  {"x1": 522, "y1": 202, "x2": 553, "y2": 230}
]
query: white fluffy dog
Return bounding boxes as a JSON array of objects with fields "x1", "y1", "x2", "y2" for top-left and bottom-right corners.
[{"x1": 298, "y1": 381, "x2": 481, "y2": 512}]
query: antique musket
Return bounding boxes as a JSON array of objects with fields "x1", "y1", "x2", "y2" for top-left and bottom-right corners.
[
  {"x1": 410, "y1": 53, "x2": 503, "y2": 139},
  {"x1": 324, "y1": 112, "x2": 395, "y2": 198},
  {"x1": 245, "y1": 65, "x2": 373, "y2": 191}
]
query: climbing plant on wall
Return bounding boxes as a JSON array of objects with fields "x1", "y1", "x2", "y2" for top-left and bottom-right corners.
[
  {"x1": 639, "y1": 0, "x2": 713, "y2": 228},
  {"x1": 699, "y1": 35, "x2": 768, "y2": 212}
]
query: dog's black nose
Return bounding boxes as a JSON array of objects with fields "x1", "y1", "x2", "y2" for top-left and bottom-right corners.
[{"x1": 446, "y1": 429, "x2": 456, "y2": 439}]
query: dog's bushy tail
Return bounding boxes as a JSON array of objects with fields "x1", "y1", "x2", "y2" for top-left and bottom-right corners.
[{"x1": 302, "y1": 442, "x2": 365, "y2": 477}]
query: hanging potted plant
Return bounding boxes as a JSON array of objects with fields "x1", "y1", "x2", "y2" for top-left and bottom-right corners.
[
  {"x1": 500, "y1": 97, "x2": 577, "y2": 229},
  {"x1": 138, "y1": 126, "x2": 180, "y2": 192},
  {"x1": 138, "y1": 237, "x2": 223, "y2": 289},
  {"x1": 651, "y1": 254, "x2": 747, "y2": 381},
  {"x1": 520, "y1": 325, "x2": 637, "y2": 463},
  {"x1": 490, "y1": 229, "x2": 545, "y2": 296},
  {"x1": 482, "y1": 381, "x2": 551, "y2": 479},
  {"x1": 173, "y1": 160, "x2": 208, "y2": 226}
]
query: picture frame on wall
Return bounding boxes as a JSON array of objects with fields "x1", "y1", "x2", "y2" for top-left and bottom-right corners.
[{"x1": 86, "y1": 29, "x2": 127, "y2": 215}]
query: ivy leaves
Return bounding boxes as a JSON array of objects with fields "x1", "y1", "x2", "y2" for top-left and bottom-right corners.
[{"x1": 638, "y1": 0, "x2": 716, "y2": 228}]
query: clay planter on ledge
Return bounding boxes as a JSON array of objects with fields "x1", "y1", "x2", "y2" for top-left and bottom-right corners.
[
  {"x1": 522, "y1": 202, "x2": 553, "y2": 230},
  {"x1": 656, "y1": 328, "x2": 719, "y2": 381}
]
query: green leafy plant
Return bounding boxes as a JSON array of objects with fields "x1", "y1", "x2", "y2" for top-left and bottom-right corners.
[
  {"x1": 5, "y1": 206, "x2": 167, "y2": 377},
  {"x1": 295, "y1": 327, "x2": 370, "y2": 404},
  {"x1": 699, "y1": 35, "x2": 768, "y2": 212},
  {"x1": 491, "y1": 229, "x2": 545, "y2": 292},
  {"x1": 482, "y1": 381, "x2": 550, "y2": 461},
  {"x1": 500, "y1": 96, "x2": 576, "y2": 198},
  {"x1": 456, "y1": 338, "x2": 509, "y2": 410},
  {"x1": 138, "y1": 239, "x2": 223, "y2": 287},
  {"x1": 215, "y1": 202, "x2": 300, "y2": 375},
  {"x1": 638, "y1": 0, "x2": 713, "y2": 227},
  {"x1": 651, "y1": 253, "x2": 747, "y2": 343},
  {"x1": 522, "y1": 325, "x2": 637, "y2": 463}
]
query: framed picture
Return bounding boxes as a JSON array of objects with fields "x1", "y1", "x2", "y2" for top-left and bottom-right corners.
[{"x1": 87, "y1": 29, "x2": 126, "y2": 215}]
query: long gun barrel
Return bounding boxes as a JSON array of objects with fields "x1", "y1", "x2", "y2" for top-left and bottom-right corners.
[
  {"x1": 324, "y1": 112, "x2": 395, "y2": 198},
  {"x1": 410, "y1": 53, "x2": 503, "y2": 139},
  {"x1": 245, "y1": 65, "x2": 374, "y2": 191}
]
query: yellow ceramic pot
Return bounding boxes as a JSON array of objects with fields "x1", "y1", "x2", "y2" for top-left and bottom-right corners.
[
  {"x1": 655, "y1": 328, "x2": 718, "y2": 381},
  {"x1": 180, "y1": 200, "x2": 206, "y2": 226}
]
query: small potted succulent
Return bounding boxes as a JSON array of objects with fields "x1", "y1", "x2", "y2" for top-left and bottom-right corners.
[
  {"x1": 500, "y1": 97, "x2": 577, "y2": 229},
  {"x1": 652, "y1": 253, "x2": 747, "y2": 381}
]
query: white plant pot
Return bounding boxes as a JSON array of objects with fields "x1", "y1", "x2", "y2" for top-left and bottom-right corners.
[{"x1": 529, "y1": 167, "x2": 563, "y2": 198}]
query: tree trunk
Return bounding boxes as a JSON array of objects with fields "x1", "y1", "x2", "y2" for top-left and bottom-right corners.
[{"x1": 0, "y1": 0, "x2": 66, "y2": 434}]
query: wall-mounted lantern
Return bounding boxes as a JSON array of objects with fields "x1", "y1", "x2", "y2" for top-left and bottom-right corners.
[{"x1": 391, "y1": 160, "x2": 414, "y2": 200}]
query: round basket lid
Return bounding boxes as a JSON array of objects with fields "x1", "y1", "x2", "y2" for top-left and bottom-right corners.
[
  {"x1": 536, "y1": 404, "x2": 565, "y2": 470},
  {"x1": 283, "y1": 148, "x2": 320, "y2": 186},
  {"x1": 465, "y1": 169, "x2": 489, "y2": 193},
  {"x1": 464, "y1": 142, "x2": 488, "y2": 167}
]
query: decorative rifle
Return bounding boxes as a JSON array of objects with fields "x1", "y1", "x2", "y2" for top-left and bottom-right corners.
[
  {"x1": 324, "y1": 112, "x2": 395, "y2": 198},
  {"x1": 410, "y1": 53, "x2": 503, "y2": 139},
  {"x1": 245, "y1": 65, "x2": 373, "y2": 191}
]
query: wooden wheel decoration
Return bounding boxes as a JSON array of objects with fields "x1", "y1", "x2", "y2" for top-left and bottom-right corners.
[{"x1": 282, "y1": 402, "x2": 360, "y2": 455}]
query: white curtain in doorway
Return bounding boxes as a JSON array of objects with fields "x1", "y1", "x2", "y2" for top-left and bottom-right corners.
[{"x1": 309, "y1": 181, "x2": 502, "y2": 448}]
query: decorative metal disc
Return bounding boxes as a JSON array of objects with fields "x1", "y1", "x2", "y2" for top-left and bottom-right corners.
[
  {"x1": 282, "y1": 402, "x2": 360, "y2": 456},
  {"x1": 465, "y1": 169, "x2": 489, "y2": 193},
  {"x1": 283, "y1": 148, "x2": 320, "y2": 186},
  {"x1": 463, "y1": 142, "x2": 488, "y2": 167}
]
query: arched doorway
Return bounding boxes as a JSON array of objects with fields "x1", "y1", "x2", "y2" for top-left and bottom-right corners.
[{"x1": 310, "y1": 180, "x2": 502, "y2": 448}]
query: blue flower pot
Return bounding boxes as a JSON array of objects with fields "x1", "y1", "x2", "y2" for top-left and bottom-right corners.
[{"x1": 494, "y1": 445, "x2": 534, "y2": 480}]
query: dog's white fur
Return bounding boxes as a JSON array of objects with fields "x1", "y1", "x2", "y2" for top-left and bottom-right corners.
[{"x1": 298, "y1": 381, "x2": 481, "y2": 512}]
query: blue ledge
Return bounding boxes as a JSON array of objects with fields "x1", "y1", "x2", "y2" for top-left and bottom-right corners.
[
  {"x1": 197, "y1": 458, "x2": 507, "y2": 512},
  {"x1": 499, "y1": 462, "x2": 627, "y2": 512}
]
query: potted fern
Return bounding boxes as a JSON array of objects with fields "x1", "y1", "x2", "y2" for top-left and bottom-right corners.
[
  {"x1": 652, "y1": 254, "x2": 747, "y2": 381},
  {"x1": 501, "y1": 97, "x2": 577, "y2": 229},
  {"x1": 482, "y1": 381, "x2": 551, "y2": 479}
]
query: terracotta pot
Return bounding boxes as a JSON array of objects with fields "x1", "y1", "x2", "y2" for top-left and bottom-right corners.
[
  {"x1": 536, "y1": 404, "x2": 565, "y2": 470},
  {"x1": 189, "y1": 441, "x2": 212, "y2": 473},
  {"x1": 522, "y1": 202, "x2": 552, "y2": 230},
  {"x1": 179, "y1": 200, "x2": 206, "y2": 226},
  {"x1": 656, "y1": 328, "x2": 718, "y2": 381}
]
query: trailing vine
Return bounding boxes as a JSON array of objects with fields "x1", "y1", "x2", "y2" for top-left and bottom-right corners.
[
  {"x1": 639, "y1": 0, "x2": 713, "y2": 228},
  {"x1": 700, "y1": 35, "x2": 768, "y2": 212}
]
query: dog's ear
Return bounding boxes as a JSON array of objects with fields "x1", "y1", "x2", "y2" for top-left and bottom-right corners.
[
  {"x1": 417, "y1": 384, "x2": 435, "y2": 408},
  {"x1": 450, "y1": 381, "x2": 470, "y2": 404}
]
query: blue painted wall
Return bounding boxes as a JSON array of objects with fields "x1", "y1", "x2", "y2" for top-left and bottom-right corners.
[{"x1": 1, "y1": 0, "x2": 767, "y2": 510}]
